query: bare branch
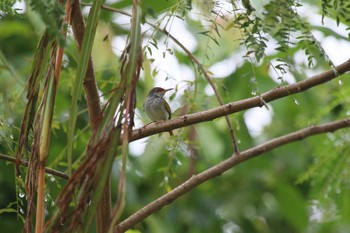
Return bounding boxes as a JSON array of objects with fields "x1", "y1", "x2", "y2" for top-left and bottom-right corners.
[
  {"x1": 0, "y1": 153, "x2": 69, "y2": 179},
  {"x1": 115, "y1": 118, "x2": 350, "y2": 232},
  {"x1": 130, "y1": 59, "x2": 350, "y2": 141},
  {"x1": 0, "y1": 154, "x2": 69, "y2": 180}
]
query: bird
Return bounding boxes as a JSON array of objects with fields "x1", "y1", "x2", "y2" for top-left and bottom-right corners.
[{"x1": 143, "y1": 87, "x2": 173, "y2": 136}]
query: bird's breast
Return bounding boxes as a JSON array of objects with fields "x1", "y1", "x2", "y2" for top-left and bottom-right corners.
[{"x1": 144, "y1": 97, "x2": 170, "y2": 121}]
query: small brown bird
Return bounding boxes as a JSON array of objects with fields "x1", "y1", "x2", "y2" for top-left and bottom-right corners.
[{"x1": 143, "y1": 87, "x2": 173, "y2": 135}]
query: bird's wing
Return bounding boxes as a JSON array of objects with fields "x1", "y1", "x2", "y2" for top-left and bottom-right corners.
[{"x1": 164, "y1": 100, "x2": 172, "y2": 119}]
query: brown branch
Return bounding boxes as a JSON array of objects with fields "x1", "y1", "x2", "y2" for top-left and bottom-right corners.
[
  {"x1": 130, "y1": 58, "x2": 350, "y2": 140},
  {"x1": 0, "y1": 153, "x2": 69, "y2": 179},
  {"x1": 115, "y1": 118, "x2": 350, "y2": 232},
  {"x1": 70, "y1": 2, "x2": 108, "y2": 233},
  {"x1": 71, "y1": 0, "x2": 103, "y2": 131}
]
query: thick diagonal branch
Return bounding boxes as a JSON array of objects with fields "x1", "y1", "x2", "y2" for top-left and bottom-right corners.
[
  {"x1": 131, "y1": 59, "x2": 350, "y2": 140},
  {"x1": 115, "y1": 118, "x2": 350, "y2": 233}
]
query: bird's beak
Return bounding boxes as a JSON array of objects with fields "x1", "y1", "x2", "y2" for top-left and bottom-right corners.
[{"x1": 164, "y1": 88, "x2": 173, "y2": 93}]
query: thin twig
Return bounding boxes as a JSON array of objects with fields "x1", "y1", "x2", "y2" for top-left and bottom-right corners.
[
  {"x1": 115, "y1": 118, "x2": 350, "y2": 233},
  {"x1": 155, "y1": 22, "x2": 239, "y2": 153},
  {"x1": 0, "y1": 153, "x2": 69, "y2": 179}
]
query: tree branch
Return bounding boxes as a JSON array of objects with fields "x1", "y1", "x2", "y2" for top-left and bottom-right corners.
[
  {"x1": 70, "y1": 2, "x2": 109, "y2": 233},
  {"x1": 115, "y1": 118, "x2": 350, "y2": 232},
  {"x1": 130, "y1": 59, "x2": 350, "y2": 141},
  {"x1": 0, "y1": 153, "x2": 69, "y2": 179},
  {"x1": 71, "y1": 0, "x2": 102, "y2": 132}
]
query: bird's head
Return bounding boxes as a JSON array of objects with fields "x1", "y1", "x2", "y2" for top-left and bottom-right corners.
[{"x1": 148, "y1": 87, "x2": 173, "y2": 97}]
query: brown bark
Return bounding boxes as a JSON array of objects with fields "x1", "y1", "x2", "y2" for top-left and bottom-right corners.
[{"x1": 70, "y1": 2, "x2": 110, "y2": 233}]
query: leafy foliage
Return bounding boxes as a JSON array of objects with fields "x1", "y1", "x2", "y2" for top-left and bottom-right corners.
[
  {"x1": 28, "y1": 0, "x2": 64, "y2": 38},
  {"x1": 322, "y1": 0, "x2": 350, "y2": 34},
  {"x1": 0, "y1": 0, "x2": 19, "y2": 16}
]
